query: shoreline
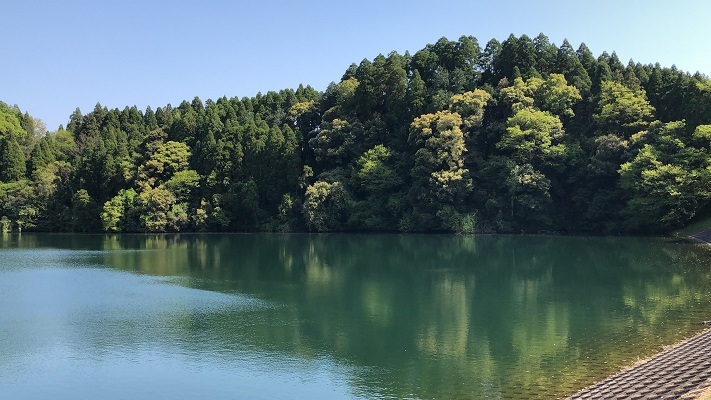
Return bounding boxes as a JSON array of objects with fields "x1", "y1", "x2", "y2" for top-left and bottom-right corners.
[
  {"x1": 567, "y1": 328, "x2": 711, "y2": 399},
  {"x1": 567, "y1": 228, "x2": 711, "y2": 399}
]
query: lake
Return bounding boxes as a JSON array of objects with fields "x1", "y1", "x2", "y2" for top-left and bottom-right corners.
[{"x1": 1, "y1": 233, "x2": 710, "y2": 399}]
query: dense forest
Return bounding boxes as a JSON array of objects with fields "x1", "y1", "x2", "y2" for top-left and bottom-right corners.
[{"x1": 1, "y1": 33, "x2": 711, "y2": 234}]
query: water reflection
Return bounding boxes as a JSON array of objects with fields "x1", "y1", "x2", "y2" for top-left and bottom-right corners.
[{"x1": 2, "y1": 234, "x2": 711, "y2": 399}]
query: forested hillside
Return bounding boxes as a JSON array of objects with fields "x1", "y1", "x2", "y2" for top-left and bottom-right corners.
[{"x1": 2, "y1": 33, "x2": 711, "y2": 234}]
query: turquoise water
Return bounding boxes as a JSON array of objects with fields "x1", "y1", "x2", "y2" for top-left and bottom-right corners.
[{"x1": 1, "y1": 234, "x2": 710, "y2": 399}]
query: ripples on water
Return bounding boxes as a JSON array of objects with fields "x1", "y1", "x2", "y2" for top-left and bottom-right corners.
[
  {"x1": 1, "y1": 234, "x2": 711, "y2": 399},
  {"x1": 0, "y1": 247, "x2": 362, "y2": 399}
]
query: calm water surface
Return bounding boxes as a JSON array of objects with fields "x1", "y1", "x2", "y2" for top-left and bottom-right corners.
[{"x1": 1, "y1": 234, "x2": 711, "y2": 399}]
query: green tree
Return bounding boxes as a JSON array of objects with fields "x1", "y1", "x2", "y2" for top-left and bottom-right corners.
[
  {"x1": 479, "y1": 38, "x2": 501, "y2": 84},
  {"x1": 595, "y1": 81, "x2": 655, "y2": 136},
  {"x1": 71, "y1": 189, "x2": 100, "y2": 232},
  {"x1": 350, "y1": 145, "x2": 403, "y2": 230},
  {"x1": 619, "y1": 145, "x2": 704, "y2": 232},
  {"x1": 498, "y1": 107, "x2": 566, "y2": 170},
  {"x1": 408, "y1": 110, "x2": 471, "y2": 230},
  {"x1": 164, "y1": 169, "x2": 200, "y2": 203},
  {"x1": 500, "y1": 77, "x2": 537, "y2": 112},
  {"x1": 66, "y1": 108, "x2": 83, "y2": 133},
  {"x1": 0, "y1": 137, "x2": 26, "y2": 181},
  {"x1": 556, "y1": 39, "x2": 592, "y2": 94},
  {"x1": 407, "y1": 70, "x2": 427, "y2": 118},
  {"x1": 136, "y1": 186, "x2": 175, "y2": 232},
  {"x1": 534, "y1": 74, "x2": 582, "y2": 118},
  {"x1": 310, "y1": 118, "x2": 361, "y2": 170},
  {"x1": 16, "y1": 206, "x2": 38, "y2": 232},
  {"x1": 495, "y1": 34, "x2": 537, "y2": 80},
  {"x1": 138, "y1": 140, "x2": 191, "y2": 185},
  {"x1": 504, "y1": 162, "x2": 553, "y2": 230},
  {"x1": 0, "y1": 107, "x2": 27, "y2": 182},
  {"x1": 193, "y1": 196, "x2": 230, "y2": 231},
  {"x1": 533, "y1": 33, "x2": 558, "y2": 76},
  {"x1": 449, "y1": 89, "x2": 492, "y2": 130},
  {"x1": 322, "y1": 78, "x2": 359, "y2": 122},
  {"x1": 0, "y1": 32, "x2": 707, "y2": 235},
  {"x1": 0, "y1": 215, "x2": 10, "y2": 233},
  {"x1": 28, "y1": 137, "x2": 56, "y2": 176},
  {"x1": 303, "y1": 180, "x2": 352, "y2": 232},
  {"x1": 576, "y1": 43, "x2": 597, "y2": 78},
  {"x1": 356, "y1": 145, "x2": 400, "y2": 194},
  {"x1": 101, "y1": 188, "x2": 137, "y2": 232},
  {"x1": 500, "y1": 75, "x2": 581, "y2": 118}
]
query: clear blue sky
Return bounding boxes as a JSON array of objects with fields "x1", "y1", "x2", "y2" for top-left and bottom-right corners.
[{"x1": 3, "y1": 0, "x2": 710, "y2": 131}]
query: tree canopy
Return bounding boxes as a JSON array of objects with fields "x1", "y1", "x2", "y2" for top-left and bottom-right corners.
[{"x1": 2, "y1": 33, "x2": 710, "y2": 235}]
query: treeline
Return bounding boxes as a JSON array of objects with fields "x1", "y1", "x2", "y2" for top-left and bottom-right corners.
[{"x1": 2, "y1": 33, "x2": 711, "y2": 234}]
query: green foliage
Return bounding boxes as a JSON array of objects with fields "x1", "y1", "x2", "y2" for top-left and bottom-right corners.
[
  {"x1": 500, "y1": 77, "x2": 536, "y2": 111},
  {"x1": 407, "y1": 110, "x2": 473, "y2": 231},
  {"x1": 0, "y1": 106, "x2": 29, "y2": 182},
  {"x1": 17, "y1": 206, "x2": 38, "y2": 232},
  {"x1": 595, "y1": 81, "x2": 655, "y2": 135},
  {"x1": 692, "y1": 125, "x2": 711, "y2": 146},
  {"x1": 556, "y1": 39, "x2": 592, "y2": 94},
  {"x1": 101, "y1": 189, "x2": 137, "y2": 232},
  {"x1": 193, "y1": 196, "x2": 229, "y2": 231},
  {"x1": 72, "y1": 189, "x2": 100, "y2": 232},
  {"x1": 498, "y1": 108, "x2": 566, "y2": 169},
  {"x1": 500, "y1": 74, "x2": 581, "y2": 118},
  {"x1": 535, "y1": 74, "x2": 582, "y2": 118},
  {"x1": 165, "y1": 169, "x2": 200, "y2": 203},
  {"x1": 0, "y1": 216, "x2": 10, "y2": 233},
  {"x1": 350, "y1": 145, "x2": 403, "y2": 230},
  {"x1": 356, "y1": 145, "x2": 400, "y2": 193},
  {"x1": 619, "y1": 145, "x2": 704, "y2": 232},
  {"x1": 323, "y1": 78, "x2": 359, "y2": 121},
  {"x1": 449, "y1": 89, "x2": 491, "y2": 130},
  {"x1": 276, "y1": 193, "x2": 298, "y2": 232},
  {"x1": 139, "y1": 140, "x2": 191, "y2": 185},
  {"x1": 0, "y1": 106, "x2": 26, "y2": 142},
  {"x1": 505, "y1": 163, "x2": 553, "y2": 231},
  {"x1": 3, "y1": 33, "x2": 710, "y2": 235},
  {"x1": 303, "y1": 181, "x2": 352, "y2": 232},
  {"x1": 136, "y1": 186, "x2": 176, "y2": 232},
  {"x1": 410, "y1": 110, "x2": 471, "y2": 203},
  {"x1": 447, "y1": 210, "x2": 477, "y2": 235},
  {"x1": 0, "y1": 137, "x2": 27, "y2": 181},
  {"x1": 617, "y1": 120, "x2": 711, "y2": 233}
]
